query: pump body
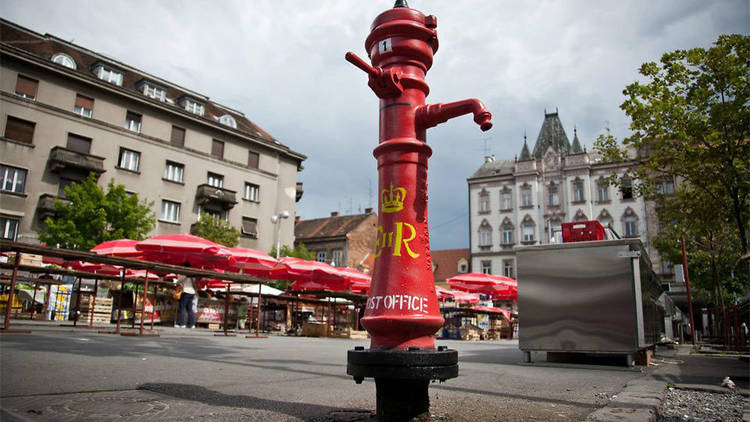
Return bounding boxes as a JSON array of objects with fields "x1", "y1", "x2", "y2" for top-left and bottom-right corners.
[{"x1": 345, "y1": 3, "x2": 493, "y2": 420}]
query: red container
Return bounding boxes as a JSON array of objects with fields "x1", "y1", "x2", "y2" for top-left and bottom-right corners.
[{"x1": 561, "y1": 220, "x2": 605, "y2": 243}]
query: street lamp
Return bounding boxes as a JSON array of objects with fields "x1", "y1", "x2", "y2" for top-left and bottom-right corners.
[{"x1": 271, "y1": 210, "x2": 290, "y2": 259}]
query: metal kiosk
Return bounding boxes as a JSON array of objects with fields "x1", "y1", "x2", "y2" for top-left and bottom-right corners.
[{"x1": 517, "y1": 238, "x2": 665, "y2": 366}]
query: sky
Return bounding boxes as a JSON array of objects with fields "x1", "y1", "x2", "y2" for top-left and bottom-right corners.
[{"x1": 2, "y1": 0, "x2": 747, "y2": 250}]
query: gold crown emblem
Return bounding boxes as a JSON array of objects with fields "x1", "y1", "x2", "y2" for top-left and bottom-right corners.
[{"x1": 381, "y1": 183, "x2": 407, "y2": 213}]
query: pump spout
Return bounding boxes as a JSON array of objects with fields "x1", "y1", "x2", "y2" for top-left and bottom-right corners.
[{"x1": 416, "y1": 99, "x2": 493, "y2": 132}]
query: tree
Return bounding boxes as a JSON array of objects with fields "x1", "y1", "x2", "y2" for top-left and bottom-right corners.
[
  {"x1": 191, "y1": 213, "x2": 239, "y2": 247},
  {"x1": 595, "y1": 34, "x2": 750, "y2": 304},
  {"x1": 39, "y1": 174, "x2": 155, "y2": 250}
]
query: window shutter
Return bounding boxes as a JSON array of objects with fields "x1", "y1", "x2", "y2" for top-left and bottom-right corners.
[
  {"x1": 75, "y1": 94, "x2": 94, "y2": 109},
  {"x1": 15, "y1": 75, "x2": 38, "y2": 99},
  {"x1": 242, "y1": 217, "x2": 258, "y2": 237},
  {"x1": 248, "y1": 151, "x2": 259, "y2": 168},
  {"x1": 170, "y1": 126, "x2": 185, "y2": 147},
  {"x1": 4, "y1": 116, "x2": 35, "y2": 144},
  {"x1": 66, "y1": 133, "x2": 92, "y2": 154},
  {"x1": 211, "y1": 139, "x2": 224, "y2": 158}
]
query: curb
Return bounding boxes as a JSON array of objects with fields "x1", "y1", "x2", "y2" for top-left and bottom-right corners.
[{"x1": 585, "y1": 380, "x2": 665, "y2": 422}]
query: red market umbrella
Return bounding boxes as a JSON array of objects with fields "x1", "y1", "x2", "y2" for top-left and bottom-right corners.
[
  {"x1": 224, "y1": 247, "x2": 278, "y2": 277},
  {"x1": 447, "y1": 272, "x2": 517, "y2": 300},
  {"x1": 70, "y1": 260, "x2": 124, "y2": 276},
  {"x1": 470, "y1": 305, "x2": 511, "y2": 321},
  {"x1": 337, "y1": 267, "x2": 371, "y2": 294},
  {"x1": 135, "y1": 234, "x2": 230, "y2": 269},
  {"x1": 124, "y1": 269, "x2": 160, "y2": 280},
  {"x1": 276, "y1": 258, "x2": 350, "y2": 291},
  {"x1": 91, "y1": 239, "x2": 142, "y2": 258},
  {"x1": 435, "y1": 286, "x2": 481, "y2": 304}
]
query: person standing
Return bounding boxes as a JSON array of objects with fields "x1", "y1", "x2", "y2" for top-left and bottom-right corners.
[{"x1": 177, "y1": 262, "x2": 196, "y2": 328}]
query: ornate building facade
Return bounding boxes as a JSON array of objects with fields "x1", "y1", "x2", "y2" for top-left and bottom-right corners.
[{"x1": 467, "y1": 111, "x2": 671, "y2": 282}]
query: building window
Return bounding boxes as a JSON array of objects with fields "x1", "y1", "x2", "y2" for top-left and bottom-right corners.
[
  {"x1": 572, "y1": 180, "x2": 585, "y2": 202},
  {"x1": 125, "y1": 111, "x2": 142, "y2": 133},
  {"x1": 202, "y1": 209, "x2": 223, "y2": 220},
  {"x1": 331, "y1": 249, "x2": 344, "y2": 266},
  {"x1": 478, "y1": 221, "x2": 492, "y2": 247},
  {"x1": 0, "y1": 216, "x2": 20, "y2": 240},
  {"x1": 573, "y1": 210, "x2": 588, "y2": 222},
  {"x1": 656, "y1": 179, "x2": 675, "y2": 195},
  {"x1": 521, "y1": 186, "x2": 532, "y2": 207},
  {"x1": 501, "y1": 190, "x2": 512, "y2": 210},
  {"x1": 481, "y1": 260, "x2": 491, "y2": 274},
  {"x1": 160, "y1": 200, "x2": 180, "y2": 223},
  {"x1": 624, "y1": 214, "x2": 638, "y2": 237},
  {"x1": 4, "y1": 116, "x2": 35, "y2": 144},
  {"x1": 74, "y1": 94, "x2": 94, "y2": 117},
  {"x1": 1, "y1": 165, "x2": 27, "y2": 194},
  {"x1": 15, "y1": 75, "x2": 38, "y2": 100},
  {"x1": 478, "y1": 189, "x2": 490, "y2": 213},
  {"x1": 548, "y1": 183, "x2": 559, "y2": 206},
  {"x1": 118, "y1": 148, "x2": 140, "y2": 172},
  {"x1": 597, "y1": 181, "x2": 609, "y2": 202},
  {"x1": 58, "y1": 178, "x2": 77, "y2": 198},
  {"x1": 211, "y1": 139, "x2": 224, "y2": 159},
  {"x1": 139, "y1": 81, "x2": 166, "y2": 102},
  {"x1": 51, "y1": 53, "x2": 76, "y2": 69},
  {"x1": 503, "y1": 260, "x2": 514, "y2": 278},
  {"x1": 248, "y1": 151, "x2": 260, "y2": 168},
  {"x1": 241, "y1": 217, "x2": 258, "y2": 238},
  {"x1": 621, "y1": 175, "x2": 633, "y2": 200},
  {"x1": 66, "y1": 133, "x2": 92, "y2": 154},
  {"x1": 163, "y1": 161, "x2": 184, "y2": 183},
  {"x1": 316, "y1": 251, "x2": 327, "y2": 263},
  {"x1": 598, "y1": 215, "x2": 613, "y2": 230},
  {"x1": 502, "y1": 225, "x2": 514, "y2": 245},
  {"x1": 522, "y1": 221, "x2": 535, "y2": 242},
  {"x1": 207, "y1": 172, "x2": 224, "y2": 188},
  {"x1": 244, "y1": 183, "x2": 259, "y2": 201},
  {"x1": 550, "y1": 219, "x2": 562, "y2": 243},
  {"x1": 181, "y1": 98, "x2": 204, "y2": 116},
  {"x1": 219, "y1": 114, "x2": 237, "y2": 128},
  {"x1": 92, "y1": 64, "x2": 123, "y2": 86},
  {"x1": 458, "y1": 261, "x2": 468, "y2": 273}
]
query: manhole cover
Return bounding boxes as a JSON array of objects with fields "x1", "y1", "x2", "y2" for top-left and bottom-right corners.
[{"x1": 47, "y1": 396, "x2": 169, "y2": 419}]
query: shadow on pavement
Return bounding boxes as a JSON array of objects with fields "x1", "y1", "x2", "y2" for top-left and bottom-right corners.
[{"x1": 138, "y1": 382, "x2": 371, "y2": 421}]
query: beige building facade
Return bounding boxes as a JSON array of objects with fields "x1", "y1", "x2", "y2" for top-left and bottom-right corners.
[
  {"x1": 468, "y1": 111, "x2": 674, "y2": 284},
  {"x1": 0, "y1": 19, "x2": 305, "y2": 250}
]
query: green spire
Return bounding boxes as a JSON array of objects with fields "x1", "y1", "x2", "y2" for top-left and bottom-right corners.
[{"x1": 394, "y1": 0, "x2": 409, "y2": 8}]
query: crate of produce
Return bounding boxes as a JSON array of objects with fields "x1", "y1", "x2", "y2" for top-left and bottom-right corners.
[{"x1": 78, "y1": 294, "x2": 113, "y2": 323}]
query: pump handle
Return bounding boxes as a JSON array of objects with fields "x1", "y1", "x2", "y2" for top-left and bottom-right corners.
[{"x1": 345, "y1": 52, "x2": 382, "y2": 79}]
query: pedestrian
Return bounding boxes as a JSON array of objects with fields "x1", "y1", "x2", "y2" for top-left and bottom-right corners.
[{"x1": 177, "y1": 262, "x2": 196, "y2": 328}]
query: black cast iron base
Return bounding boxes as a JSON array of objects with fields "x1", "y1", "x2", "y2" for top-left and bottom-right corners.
[{"x1": 347, "y1": 346, "x2": 458, "y2": 422}]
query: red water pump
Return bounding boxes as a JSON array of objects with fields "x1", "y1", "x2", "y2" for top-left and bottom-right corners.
[{"x1": 345, "y1": 1, "x2": 493, "y2": 420}]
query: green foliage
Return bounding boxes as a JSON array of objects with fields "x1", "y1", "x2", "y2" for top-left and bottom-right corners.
[
  {"x1": 38, "y1": 174, "x2": 155, "y2": 250},
  {"x1": 595, "y1": 34, "x2": 750, "y2": 307},
  {"x1": 268, "y1": 243, "x2": 315, "y2": 290},
  {"x1": 269, "y1": 243, "x2": 315, "y2": 260},
  {"x1": 191, "y1": 213, "x2": 239, "y2": 247}
]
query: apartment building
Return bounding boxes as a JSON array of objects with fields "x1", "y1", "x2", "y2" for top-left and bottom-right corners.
[{"x1": 0, "y1": 19, "x2": 306, "y2": 250}]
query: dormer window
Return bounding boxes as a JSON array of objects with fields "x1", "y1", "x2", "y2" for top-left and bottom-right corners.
[
  {"x1": 219, "y1": 114, "x2": 237, "y2": 128},
  {"x1": 51, "y1": 53, "x2": 76, "y2": 70},
  {"x1": 138, "y1": 81, "x2": 166, "y2": 102},
  {"x1": 180, "y1": 97, "x2": 204, "y2": 116},
  {"x1": 92, "y1": 63, "x2": 123, "y2": 86}
]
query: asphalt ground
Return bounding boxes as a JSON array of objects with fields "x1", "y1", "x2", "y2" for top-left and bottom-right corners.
[{"x1": 0, "y1": 324, "x2": 746, "y2": 421}]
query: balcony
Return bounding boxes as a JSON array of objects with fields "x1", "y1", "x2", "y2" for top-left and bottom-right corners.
[
  {"x1": 195, "y1": 184, "x2": 237, "y2": 210},
  {"x1": 48, "y1": 146, "x2": 105, "y2": 177},
  {"x1": 37, "y1": 193, "x2": 70, "y2": 221}
]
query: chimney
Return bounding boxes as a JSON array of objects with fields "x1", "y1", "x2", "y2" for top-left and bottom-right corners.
[
  {"x1": 365, "y1": 207, "x2": 373, "y2": 214},
  {"x1": 331, "y1": 211, "x2": 339, "y2": 217}
]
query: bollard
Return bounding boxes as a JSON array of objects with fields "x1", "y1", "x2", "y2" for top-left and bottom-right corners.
[{"x1": 345, "y1": 1, "x2": 493, "y2": 420}]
